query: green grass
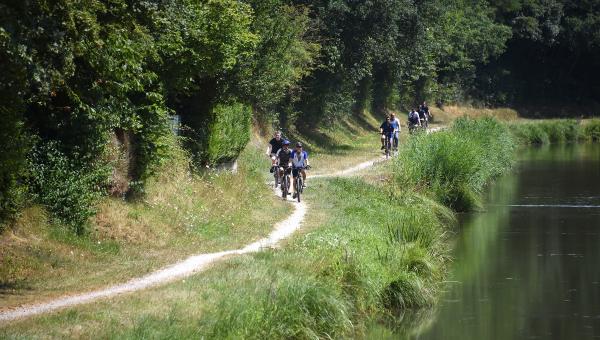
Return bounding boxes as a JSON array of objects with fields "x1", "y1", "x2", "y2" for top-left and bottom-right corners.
[
  {"x1": 508, "y1": 118, "x2": 600, "y2": 145},
  {"x1": 0, "y1": 140, "x2": 290, "y2": 309},
  {"x1": 288, "y1": 110, "x2": 381, "y2": 174},
  {"x1": 393, "y1": 117, "x2": 516, "y2": 211},
  {"x1": 0, "y1": 176, "x2": 454, "y2": 339},
  {"x1": 0, "y1": 113, "x2": 382, "y2": 312}
]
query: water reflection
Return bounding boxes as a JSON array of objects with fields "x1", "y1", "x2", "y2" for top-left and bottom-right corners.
[{"x1": 367, "y1": 144, "x2": 600, "y2": 339}]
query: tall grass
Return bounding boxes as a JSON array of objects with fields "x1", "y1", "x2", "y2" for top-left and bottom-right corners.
[
  {"x1": 583, "y1": 119, "x2": 600, "y2": 141},
  {"x1": 393, "y1": 117, "x2": 516, "y2": 211},
  {"x1": 509, "y1": 118, "x2": 600, "y2": 145}
]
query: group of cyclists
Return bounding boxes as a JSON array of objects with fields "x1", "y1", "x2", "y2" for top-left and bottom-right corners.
[
  {"x1": 266, "y1": 101, "x2": 431, "y2": 200},
  {"x1": 266, "y1": 131, "x2": 310, "y2": 200},
  {"x1": 379, "y1": 101, "x2": 432, "y2": 155}
]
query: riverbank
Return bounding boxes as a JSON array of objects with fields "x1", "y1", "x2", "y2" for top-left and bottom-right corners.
[{"x1": 0, "y1": 116, "x2": 518, "y2": 338}]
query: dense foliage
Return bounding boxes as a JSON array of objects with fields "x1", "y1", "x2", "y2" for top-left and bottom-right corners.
[
  {"x1": 1, "y1": 0, "x2": 598, "y2": 230},
  {"x1": 477, "y1": 1, "x2": 600, "y2": 108}
]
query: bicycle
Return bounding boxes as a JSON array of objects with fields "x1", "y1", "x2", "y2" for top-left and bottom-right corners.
[
  {"x1": 383, "y1": 134, "x2": 393, "y2": 159},
  {"x1": 293, "y1": 165, "x2": 310, "y2": 202},
  {"x1": 280, "y1": 167, "x2": 291, "y2": 199},
  {"x1": 272, "y1": 164, "x2": 280, "y2": 188}
]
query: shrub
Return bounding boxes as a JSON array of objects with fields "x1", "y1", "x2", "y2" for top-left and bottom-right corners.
[
  {"x1": 205, "y1": 102, "x2": 252, "y2": 165},
  {"x1": 393, "y1": 117, "x2": 515, "y2": 211},
  {"x1": 28, "y1": 142, "x2": 109, "y2": 235},
  {"x1": 0, "y1": 29, "x2": 29, "y2": 230},
  {"x1": 583, "y1": 119, "x2": 600, "y2": 141},
  {"x1": 509, "y1": 119, "x2": 584, "y2": 144}
]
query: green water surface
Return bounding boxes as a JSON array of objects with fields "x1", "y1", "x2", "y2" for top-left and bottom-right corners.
[{"x1": 368, "y1": 144, "x2": 600, "y2": 340}]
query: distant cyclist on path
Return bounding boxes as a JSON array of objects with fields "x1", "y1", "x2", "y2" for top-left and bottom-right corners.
[
  {"x1": 267, "y1": 131, "x2": 283, "y2": 172},
  {"x1": 390, "y1": 113, "x2": 401, "y2": 150},
  {"x1": 290, "y1": 142, "x2": 309, "y2": 199},
  {"x1": 380, "y1": 116, "x2": 395, "y2": 151},
  {"x1": 408, "y1": 108, "x2": 421, "y2": 133}
]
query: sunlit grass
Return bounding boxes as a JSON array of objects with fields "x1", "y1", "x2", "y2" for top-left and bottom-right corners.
[
  {"x1": 0, "y1": 176, "x2": 454, "y2": 339},
  {"x1": 0, "y1": 139, "x2": 290, "y2": 309}
]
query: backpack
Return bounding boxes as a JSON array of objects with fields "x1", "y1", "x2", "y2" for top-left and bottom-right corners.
[{"x1": 409, "y1": 111, "x2": 419, "y2": 124}]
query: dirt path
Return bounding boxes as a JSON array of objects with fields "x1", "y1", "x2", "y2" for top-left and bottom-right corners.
[{"x1": 0, "y1": 157, "x2": 383, "y2": 323}]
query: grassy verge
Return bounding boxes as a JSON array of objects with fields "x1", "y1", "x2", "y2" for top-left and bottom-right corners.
[
  {"x1": 0, "y1": 178, "x2": 454, "y2": 339},
  {"x1": 0, "y1": 117, "x2": 518, "y2": 338},
  {"x1": 508, "y1": 118, "x2": 600, "y2": 144},
  {"x1": 0, "y1": 114, "x2": 381, "y2": 311},
  {"x1": 0, "y1": 141, "x2": 290, "y2": 309}
]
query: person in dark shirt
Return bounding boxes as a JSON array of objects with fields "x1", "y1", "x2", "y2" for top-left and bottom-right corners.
[
  {"x1": 267, "y1": 131, "x2": 283, "y2": 157},
  {"x1": 267, "y1": 131, "x2": 283, "y2": 172},
  {"x1": 276, "y1": 140, "x2": 293, "y2": 183},
  {"x1": 380, "y1": 116, "x2": 395, "y2": 150},
  {"x1": 408, "y1": 108, "x2": 421, "y2": 133}
]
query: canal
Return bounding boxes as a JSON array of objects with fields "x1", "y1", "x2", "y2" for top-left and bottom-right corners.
[{"x1": 368, "y1": 143, "x2": 600, "y2": 339}]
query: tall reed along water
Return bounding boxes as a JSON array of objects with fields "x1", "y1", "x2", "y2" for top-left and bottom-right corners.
[{"x1": 368, "y1": 143, "x2": 600, "y2": 339}]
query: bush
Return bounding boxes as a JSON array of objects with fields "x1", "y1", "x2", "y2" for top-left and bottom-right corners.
[
  {"x1": 28, "y1": 142, "x2": 109, "y2": 235},
  {"x1": 393, "y1": 117, "x2": 515, "y2": 211},
  {"x1": 583, "y1": 119, "x2": 600, "y2": 141},
  {"x1": 509, "y1": 119, "x2": 584, "y2": 145},
  {"x1": 205, "y1": 102, "x2": 252, "y2": 165},
  {"x1": 0, "y1": 29, "x2": 29, "y2": 229}
]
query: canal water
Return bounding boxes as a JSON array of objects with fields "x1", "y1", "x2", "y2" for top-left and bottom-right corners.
[{"x1": 368, "y1": 143, "x2": 600, "y2": 339}]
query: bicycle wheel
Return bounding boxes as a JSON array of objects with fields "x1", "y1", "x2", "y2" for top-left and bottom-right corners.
[
  {"x1": 281, "y1": 174, "x2": 287, "y2": 199},
  {"x1": 385, "y1": 138, "x2": 391, "y2": 158},
  {"x1": 296, "y1": 176, "x2": 302, "y2": 202}
]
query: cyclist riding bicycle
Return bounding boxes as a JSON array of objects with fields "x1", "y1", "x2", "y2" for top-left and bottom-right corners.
[
  {"x1": 276, "y1": 140, "x2": 293, "y2": 190},
  {"x1": 390, "y1": 113, "x2": 401, "y2": 150},
  {"x1": 419, "y1": 101, "x2": 432, "y2": 122},
  {"x1": 290, "y1": 142, "x2": 309, "y2": 199},
  {"x1": 418, "y1": 106, "x2": 428, "y2": 128},
  {"x1": 408, "y1": 109, "x2": 421, "y2": 133},
  {"x1": 380, "y1": 116, "x2": 395, "y2": 151},
  {"x1": 267, "y1": 131, "x2": 283, "y2": 173}
]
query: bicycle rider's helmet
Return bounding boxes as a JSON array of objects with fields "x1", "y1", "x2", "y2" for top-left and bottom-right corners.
[
  {"x1": 296, "y1": 142, "x2": 303, "y2": 148},
  {"x1": 282, "y1": 140, "x2": 290, "y2": 145}
]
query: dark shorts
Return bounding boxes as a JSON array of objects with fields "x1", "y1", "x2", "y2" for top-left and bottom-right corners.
[{"x1": 292, "y1": 167, "x2": 304, "y2": 177}]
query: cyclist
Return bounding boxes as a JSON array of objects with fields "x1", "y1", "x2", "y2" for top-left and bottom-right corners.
[
  {"x1": 267, "y1": 131, "x2": 283, "y2": 173},
  {"x1": 419, "y1": 101, "x2": 432, "y2": 122},
  {"x1": 408, "y1": 108, "x2": 421, "y2": 133},
  {"x1": 290, "y1": 142, "x2": 309, "y2": 199},
  {"x1": 276, "y1": 140, "x2": 293, "y2": 196},
  {"x1": 379, "y1": 116, "x2": 395, "y2": 152},
  {"x1": 390, "y1": 113, "x2": 401, "y2": 150},
  {"x1": 418, "y1": 105, "x2": 428, "y2": 129}
]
